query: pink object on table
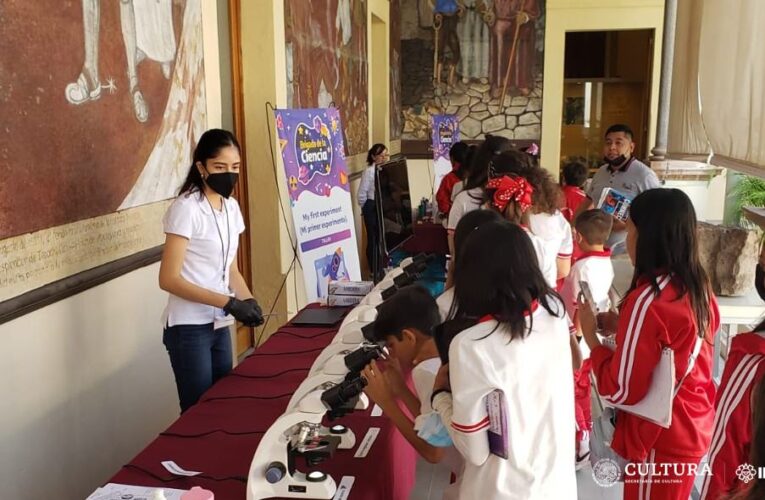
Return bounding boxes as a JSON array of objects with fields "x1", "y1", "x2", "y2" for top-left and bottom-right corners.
[{"x1": 181, "y1": 486, "x2": 214, "y2": 500}]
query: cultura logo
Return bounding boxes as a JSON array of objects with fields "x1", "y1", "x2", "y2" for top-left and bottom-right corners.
[
  {"x1": 592, "y1": 458, "x2": 621, "y2": 488},
  {"x1": 736, "y1": 463, "x2": 757, "y2": 484}
]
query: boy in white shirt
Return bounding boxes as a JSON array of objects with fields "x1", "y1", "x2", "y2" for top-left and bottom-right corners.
[
  {"x1": 560, "y1": 209, "x2": 615, "y2": 337},
  {"x1": 559, "y1": 209, "x2": 614, "y2": 466},
  {"x1": 361, "y1": 286, "x2": 463, "y2": 499}
]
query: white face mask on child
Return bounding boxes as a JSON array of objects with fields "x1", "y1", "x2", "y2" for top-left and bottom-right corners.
[{"x1": 416, "y1": 412, "x2": 453, "y2": 447}]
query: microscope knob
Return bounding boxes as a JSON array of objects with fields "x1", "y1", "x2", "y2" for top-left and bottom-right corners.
[{"x1": 265, "y1": 461, "x2": 286, "y2": 484}]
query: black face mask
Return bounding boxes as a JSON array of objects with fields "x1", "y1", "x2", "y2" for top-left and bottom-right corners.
[
  {"x1": 205, "y1": 171, "x2": 238, "y2": 198},
  {"x1": 756, "y1": 264, "x2": 765, "y2": 302},
  {"x1": 604, "y1": 155, "x2": 628, "y2": 168}
]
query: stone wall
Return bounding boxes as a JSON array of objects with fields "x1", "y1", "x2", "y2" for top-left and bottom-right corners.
[
  {"x1": 698, "y1": 222, "x2": 759, "y2": 296},
  {"x1": 400, "y1": 38, "x2": 543, "y2": 142}
]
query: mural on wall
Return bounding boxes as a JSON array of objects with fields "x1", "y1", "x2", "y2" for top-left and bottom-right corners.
[
  {"x1": 399, "y1": 0, "x2": 545, "y2": 142},
  {"x1": 0, "y1": 0, "x2": 207, "y2": 303},
  {"x1": 285, "y1": 0, "x2": 369, "y2": 157},
  {"x1": 390, "y1": 0, "x2": 403, "y2": 141}
]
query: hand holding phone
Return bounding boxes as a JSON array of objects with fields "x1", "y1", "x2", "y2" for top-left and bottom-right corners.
[{"x1": 578, "y1": 281, "x2": 599, "y2": 316}]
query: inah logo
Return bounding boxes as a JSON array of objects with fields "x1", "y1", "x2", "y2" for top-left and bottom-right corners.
[{"x1": 592, "y1": 458, "x2": 621, "y2": 488}]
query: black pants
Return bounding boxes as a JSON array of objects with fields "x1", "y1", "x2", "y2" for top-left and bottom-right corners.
[{"x1": 362, "y1": 200, "x2": 380, "y2": 279}]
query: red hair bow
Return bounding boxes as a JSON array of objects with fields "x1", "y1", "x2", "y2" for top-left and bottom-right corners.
[{"x1": 486, "y1": 175, "x2": 534, "y2": 213}]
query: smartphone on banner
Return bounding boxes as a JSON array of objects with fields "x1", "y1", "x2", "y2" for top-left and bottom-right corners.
[{"x1": 487, "y1": 389, "x2": 509, "y2": 459}]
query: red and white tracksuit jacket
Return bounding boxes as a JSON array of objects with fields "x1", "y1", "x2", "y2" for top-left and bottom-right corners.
[
  {"x1": 700, "y1": 331, "x2": 765, "y2": 500},
  {"x1": 590, "y1": 275, "x2": 720, "y2": 462}
]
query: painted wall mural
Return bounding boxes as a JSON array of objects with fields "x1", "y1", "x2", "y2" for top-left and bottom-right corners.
[
  {"x1": 285, "y1": 0, "x2": 369, "y2": 157},
  {"x1": 0, "y1": 0, "x2": 207, "y2": 303},
  {"x1": 398, "y1": 0, "x2": 545, "y2": 142},
  {"x1": 390, "y1": 0, "x2": 403, "y2": 141}
]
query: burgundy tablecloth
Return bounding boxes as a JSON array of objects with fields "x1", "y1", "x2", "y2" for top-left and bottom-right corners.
[
  {"x1": 402, "y1": 221, "x2": 449, "y2": 255},
  {"x1": 109, "y1": 308, "x2": 416, "y2": 499}
]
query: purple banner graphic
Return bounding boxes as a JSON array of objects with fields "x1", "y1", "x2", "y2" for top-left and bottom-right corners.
[
  {"x1": 432, "y1": 114, "x2": 460, "y2": 201},
  {"x1": 275, "y1": 108, "x2": 351, "y2": 203},
  {"x1": 431, "y1": 114, "x2": 460, "y2": 162},
  {"x1": 273, "y1": 107, "x2": 361, "y2": 301}
]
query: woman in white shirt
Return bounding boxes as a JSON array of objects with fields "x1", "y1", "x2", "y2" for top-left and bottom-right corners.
[
  {"x1": 431, "y1": 220, "x2": 576, "y2": 499},
  {"x1": 158, "y1": 129, "x2": 264, "y2": 413},
  {"x1": 357, "y1": 143, "x2": 388, "y2": 279}
]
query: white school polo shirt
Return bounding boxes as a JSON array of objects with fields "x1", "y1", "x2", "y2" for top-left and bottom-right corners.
[
  {"x1": 437, "y1": 287, "x2": 456, "y2": 322},
  {"x1": 529, "y1": 211, "x2": 573, "y2": 285},
  {"x1": 432, "y1": 299, "x2": 577, "y2": 499},
  {"x1": 161, "y1": 191, "x2": 245, "y2": 327},
  {"x1": 560, "y1": 249, "x2": 615, "y2": 322},
  {"x1": 447, "y1": 188, "x2": 483, "y2": 232},
  {"x1": 522, "y1": 226, "x2": 558, "y2": 288},
  {"x1": 412, "y1": 357, "x2": 465, "y2": 500}
]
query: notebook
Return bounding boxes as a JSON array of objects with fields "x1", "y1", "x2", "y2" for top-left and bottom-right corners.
[{"x1": 290, "y1": 307, "x2": 348, "y2": 326}]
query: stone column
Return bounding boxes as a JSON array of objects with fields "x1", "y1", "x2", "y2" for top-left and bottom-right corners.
[{"x1": 650, "y1": 0, "x2": 678, "y2": 161}]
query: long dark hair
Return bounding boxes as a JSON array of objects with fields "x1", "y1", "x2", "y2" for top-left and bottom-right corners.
[
  {"x1": 489, "y1": 150, "x2": 559, "y2": 214},
  {"x1": 367, "y1": 143, "x2": 386, "y2": 165},
  {"x1": 746, "y1": 377, "x2": 765, "y2": 499},
  {"x1": 447, "y1": 209, "x2": 504, "y2": 320},
  {"x1": 625, "y1": 189, "x2": 712, "y2": 339},
  {"x1": 179, "y1": 129, "x2": 240, "y2": 197},
  {"x1": 454, "y1": 220, "x2": 563, "y2": 340},
  {"x1": 728, "y1": 376, "x2": 765, "y2": 500},
  {"x1": 463, "y1": 135, "x2": 513, "y2": 192}
]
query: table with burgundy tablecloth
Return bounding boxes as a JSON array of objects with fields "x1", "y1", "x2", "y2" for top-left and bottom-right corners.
[
  {"x1": 402, "y1": 221, "x2": 449, "y2": 255},
  {"x1": 109, "y1": 308, "x2": 416, "y2": 499}
]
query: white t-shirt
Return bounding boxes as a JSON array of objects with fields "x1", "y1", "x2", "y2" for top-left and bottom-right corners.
[
  {"x1": 529, "y1": 211, "x2": 573, "y2": 285},
  {"x1": 432, "y1": 300, "x2": 577, "y2": 500},
  {"x1": 357, "y1": 165, "x2": 376, "y2": 206},
  {"x1": 560, "y1": 250, "x2": 615, "y2": 322},
  {"x1": 412, "y1": 357, "x2": 464, "y2": 500},
  {"x1": 523, "y1": 227, "x2": 557, "y2": 289},
  {"x1": 436, "y1": 287, "x2": 456, "y2": 322},
  {"x1": 447, "y1": 188, "x2": 483, "y2": 232},
  {"x1": 161, "y1": 192, "x2": 245, "y2": 327}
]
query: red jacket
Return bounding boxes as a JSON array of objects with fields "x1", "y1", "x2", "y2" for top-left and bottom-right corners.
[
  {"x1": 436, "y1": 169, "x2": 462, "y2": 215},
  {"x1": 700, "y1": 331, "x2": 765, "y2": 500},
  {"x1": 590, "y1": 275, "x2": 720, "y2": 461},
  {"x1": 560, "y1": 185, "x2": 587, "y2": 223}
]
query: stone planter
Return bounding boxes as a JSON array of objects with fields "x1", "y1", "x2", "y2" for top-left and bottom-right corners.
[{"x1": 697, "y1": 222, "x2": 759, "y2": 296}]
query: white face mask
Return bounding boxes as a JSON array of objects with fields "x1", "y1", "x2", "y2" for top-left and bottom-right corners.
[{"x1": 416, "y1": 412, "x2": 453, "y2": 447}]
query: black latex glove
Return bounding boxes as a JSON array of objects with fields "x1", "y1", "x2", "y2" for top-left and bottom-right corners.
[{"x1": 224, "y1": 297, "x2": 264, "y2": 326}]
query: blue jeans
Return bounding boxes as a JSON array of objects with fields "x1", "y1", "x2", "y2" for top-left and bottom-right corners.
[{"x1": 162, "y1": 323, "x2": 233, "y2": 413}]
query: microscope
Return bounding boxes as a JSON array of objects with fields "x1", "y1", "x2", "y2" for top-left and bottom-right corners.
[
  {"x1": 291, "y1": 343, "x2": 384, "y2": 411},
  {"x1": 247, "y1": 345, "x2": 384, "y2": 499}
]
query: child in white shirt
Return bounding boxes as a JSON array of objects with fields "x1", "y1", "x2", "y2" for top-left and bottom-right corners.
[
  {"x1": 437, "y1": 209, "x2": 503, "y2": 321},
  {"x1": 431, "y1": 220, "x2": 576, "y2": 499},
  {"x1": 361, "y1": 285, "x2": 463, "y2": 499},
  {"x1": 559, "y1": 209, "x2": 614, "y2": 466},
  {"x1": 560, "y1": 209, "x2": 615, "y2": 341}
]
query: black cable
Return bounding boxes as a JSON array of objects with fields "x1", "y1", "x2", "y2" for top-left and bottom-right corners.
[
  {"x1": 229, "y1": 367, "x2": 309, "y2": 379},
  {"x1": 274, "y1": 328, "x2": 337, "y2": 339},
  {"x1": 122, "y1": 463, "x2": 246, "y2": 483},
  {"x1": 252, "y1": 101, "x2": 306, "y2": 349},
  {"x1": 264, "y1": 101, "x2": 301, "y2": 267},
  {"x1": 160, "y1": 429, "x2": 265, "y2": 438},
  {"x1": 201, "y1": 393, "x2": 294, "y2": 403},
  {"x1": 255, "y1": 254, "x2": 297, "y2": 347},
  {"x1": 248, "y1": 345, "x2": 325, "y2": 357}
]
